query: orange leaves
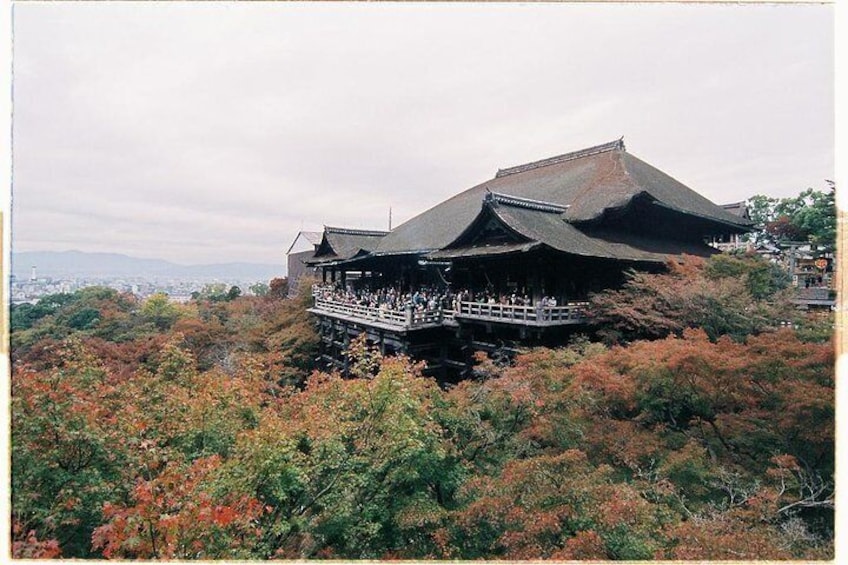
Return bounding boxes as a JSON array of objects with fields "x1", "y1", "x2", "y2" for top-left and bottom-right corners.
[
  {"x1": 552, "y1": 529, "x2": 606, "y2": 560},
  {"x1": 444, "y1": 449, "x2": 664, "y2": 559},
  {"x1": 92, "y1": 456, "x2": 264, "y2": 560},
  {"x1": 659, "y1": 502, "x2": 807, "y2": 561},
  {"x1": 11, "y1": 525, "x2": 62, "y2": 559},
  {"x1": 497, "y1": 508, "x2": 562, "y2": 559},
  {"x1": 769, "y1": 453, "x2": 801, "y2": 475},
  {"x1": 440, "y1": 324, "x2": 833, "y2": 559},
  {"x1": 570, "y1": 357, "x2": 639, "y2": 418},
  {"x1": 567, "y1": 329, "x2": 833, "y2": 472},
  {"x1": 589, "y1": 253, "x2": 798, "y2": 343},
  {"x1": 11, "y1": 281, "x2": 835, "y2": 559},
  {"x1": 595, "y1": 485, "x2": 652, "y2": 529}
]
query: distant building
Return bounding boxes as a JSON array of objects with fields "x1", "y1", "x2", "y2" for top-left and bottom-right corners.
[
  {"x1": 709, "y1": 201, "x2": 752, "y2": 252},
  {"x1": 780, "y1": 242, "x2": 835, "y2": 310},
  {"x1": 299, "y1": 139, "x2": 752, "y2": 378},
  {"x1": 286, "y1": 231, "x2": 322, "y2": 297}
]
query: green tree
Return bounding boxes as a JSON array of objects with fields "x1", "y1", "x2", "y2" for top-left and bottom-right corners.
[
  {"x1": 192, "y1": 283, "x2": 229, "y2": 302},
  {"x1": 791, "y1": 182, "x2": 836, "y2": 249},
  {"x1": 226, "y1": 285, "x2": 242, "y2": 301},
  {"x1": 704, "y1": 252, "x2": 790, "y2": 299},
  {"x1": 191, "y1": 283, "x2": 243, "y2": 302},
  {"x1": 11, "y1": 287, "x2": 142, "y2": 356},
  {"x1": 249, "y1": 282, "x2": 269, "y2": 297},
  {"x1": 66, "y1": 306, "x2": 100, "y2": 330},
  {"x1": 11, "y1": 339, "x2": 125, "y2": 557},
  {"x1": 202, "y1": 341, "x2": 464, "y2": 560},
  {"x1": 139, "y1": 293, "x2": 181, "y2": 330},
  {"x1": 10, "y1": 293, "x2": 76, "y2": 331},
  {"x1": 746, "y1": 182, "x2": 836, "y2": 251}
]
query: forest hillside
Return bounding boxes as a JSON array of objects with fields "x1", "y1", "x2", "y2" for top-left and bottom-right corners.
[{"x1": 10, "y1": 254, "x2": 834, "y2": 560}]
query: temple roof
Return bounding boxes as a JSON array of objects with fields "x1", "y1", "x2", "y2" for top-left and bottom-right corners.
[
  {"x1": 285, "y1": 231, "x2": 322, "y2": 255},
  {"x1": 307, "y1": 226, "x2": 388, "y2": 265},
  {"x1": 372, "y1": 139, "x2": 751, "y2": 256},
  {"x1": 426, "y1": 191, "x2": 718, "y2": 264},
  {"x1": 720, "y1": 201, "x2": 751, "y2": 220}
]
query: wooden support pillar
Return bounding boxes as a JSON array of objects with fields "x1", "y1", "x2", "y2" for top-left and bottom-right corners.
[
  {"x1": 342, "y1": 330, "x2": 350, "y2": 375},
  {"x1": 410, "y1": 264, "x2": 418, "y2": 291},
  {"x1": 439, "y1": 343, "x2": 448, "y2": 381},
  {"x1": 531, "y1": 257, "x2": 542, "y2": 304},
  {"x1": 331, "y1": 268, "x2": 337, "y2": 283}
]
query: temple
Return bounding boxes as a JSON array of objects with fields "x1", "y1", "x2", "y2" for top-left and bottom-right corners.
[{"x1": 292, "y1": 139, "x2": 752, "y2": 379}]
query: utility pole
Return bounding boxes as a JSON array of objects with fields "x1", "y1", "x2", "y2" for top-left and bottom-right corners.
[
  {"x1": 388, "y1": 207, "x2": 392, "y2": 231},
  {"x1": 780, "y1": 240, "x2": 809, "y2": 287}
]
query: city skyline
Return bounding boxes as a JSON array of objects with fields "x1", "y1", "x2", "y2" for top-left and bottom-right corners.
[{"x1": 11, "y1": 3, "x2": 834, "y2": 265}]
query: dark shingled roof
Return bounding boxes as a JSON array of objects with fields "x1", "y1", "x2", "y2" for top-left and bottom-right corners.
[
  {"x1": 720, "y1": 201, "x2": 751, "y2": 220},
  {"x1": 307, "y1": 226, "x2": 388, "y2": 265},
  {"x1": 427, "y1": 195, "x2": 718, "y2": 264},
  {"x1": 302, "y1": 231, "x2": 323, "y2": 245},
  {"x1": 373, "y1": 139, "x2": 750, "y2": 256},
  {"x1": 429, "y1": 241, "x2": 542, "y2": 260}
]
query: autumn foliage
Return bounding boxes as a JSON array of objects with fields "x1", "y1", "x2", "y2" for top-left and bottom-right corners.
[
  {"x1": 10, "y1": 266, "x2": 834, "y2": 559},
  {"x1": 587, "y1": 253, "x2": 798, "y2": 343}
]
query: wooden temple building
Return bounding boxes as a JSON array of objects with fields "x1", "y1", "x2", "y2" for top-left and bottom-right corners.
[{"x1": 293, "y1": 139, "x2": 752, "y2": 379}]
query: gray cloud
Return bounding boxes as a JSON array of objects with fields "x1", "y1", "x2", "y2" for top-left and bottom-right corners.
[{"x1": 12, "y1": 3, "x2": 833, "y2": 265}]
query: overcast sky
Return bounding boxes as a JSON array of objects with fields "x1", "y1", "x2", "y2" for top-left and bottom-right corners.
[{"x1": 11, "y1": 3, "x2": 833, "y2": 265}]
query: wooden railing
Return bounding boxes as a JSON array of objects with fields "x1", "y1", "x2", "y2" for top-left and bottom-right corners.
[
  {"x1": 311, "y1": 293, "x2": 588, "y2": 329},
  {"x1": 312, "y1": 297, "x2": 445, "y2": 328},
  {"x1": 453, "y1": 301, "x2": 587, "y2": 324}
]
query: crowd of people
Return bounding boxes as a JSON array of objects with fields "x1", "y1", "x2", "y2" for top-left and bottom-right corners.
[
  {"x1": 313, "y1": 282, "x2": 568, "y2": 315},
  {"x1": 313, "y1": 283, "x2": 451, "y2": 315}
]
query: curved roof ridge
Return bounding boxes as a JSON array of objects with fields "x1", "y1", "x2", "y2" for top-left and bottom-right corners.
[
  {"x1": 324, "y1": 226, "x2": 389, "y2": 237},
  {"x1": 495, "y1": 138, "x2": 625, "y2": 178},
  {"x1": 486, "y1": 191, "x2": 568, "y2": 214}
]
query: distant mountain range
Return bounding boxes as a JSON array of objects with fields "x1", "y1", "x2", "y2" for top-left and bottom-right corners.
[{"x1": 11, "y1": 250, "x2": 284, "y2": 281}]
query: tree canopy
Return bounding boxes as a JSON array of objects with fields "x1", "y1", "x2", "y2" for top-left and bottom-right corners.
[
  {"x1": 746, "y1": 182, "x2": 836, "y2": 251},
  {"x1": 11, "y1": 267, "x2": 834, "y2": 559},
  {"x1": 587, "y1": 253, "x2": 801, "y2": 344}
]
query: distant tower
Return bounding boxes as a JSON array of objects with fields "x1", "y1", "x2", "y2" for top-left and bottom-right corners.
[{"x1": 30, "y1": 265, "x2": 37, "y2": 281}]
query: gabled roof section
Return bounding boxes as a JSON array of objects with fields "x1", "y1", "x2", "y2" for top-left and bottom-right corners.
[
  {"x1": 285, "y1": 231, "x2": 322, "y2": 256},
  {"x1": 721, "y1": 201, "x2": 751, "y2": 221},
  {"x1": 308, "y1": 226, "x2": 388, "y2": 265},
  {"x1": 428, "y1": 190, "x2": 719, "y2": 263},
  {"x1": 609, "y1": 152, "x2": 753, "y2": 228},
  {"x1": 302, "y1": 231, "x2": 323, "y2": 244},
  {"x1": 440, "y1": 192, "x2": 551, "y2": 252},
  {"x1": 495, "y1": 200, "x2": 718, "y2": 263},
  {"x1": 374, "y1": 138, "x2": 750, "y2": 257}
]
